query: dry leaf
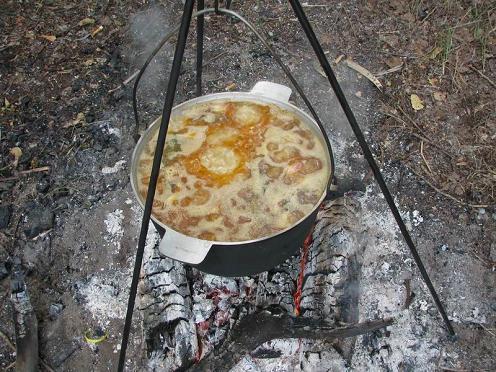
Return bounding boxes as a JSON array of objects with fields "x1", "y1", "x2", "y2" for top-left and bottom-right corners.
[
  {"x1": 40, "y1": 34, "x2": 56, "y2": 42},
  {"x1": 381, "y1": 34, "x2": 399, "y2": 48},
  {"x1": 82, "y1": 57, "x2": 106, "y2": 67},
  {"x1": 410, "y1": 94, "x2": 424, "y2": 111},
  {"x1": 433, "y1": 92, "x2": 447, "y2": 102},
  {"x1": 428, "y1": 77, "x2": 438, "y2": 86},
  {"x1": 10, "y1": 147, "x2": 22, "y2": 167},
  {"x1": 334, "y1": 54, "x2": 345, "y2": 64},
  {"x1": 63, "y1": 112, "x2": 86, "y2": 128},
  {"x1": 313, "y1": 61, "x2": 326, "y2": 78},
  {"x1": 385, "y1": 56, "x2": 402, "y2": 69},
  {"x1": 4, "y1": 98, "x2": 11, "y2": 108},
  {"x1": 79, "y1": 18, "x2": 95, "y2": 26},
  {"x1": 91, "y1": 25, "x2": 104, "y2": 37},
  {"x1": 225, "y1": 82, "x2": 236, "y2": 91},
  {"x1": 428, "y1": 47, "x2": 442, "y2": 59}
]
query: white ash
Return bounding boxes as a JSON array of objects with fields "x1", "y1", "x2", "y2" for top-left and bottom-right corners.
[
  {"x1": 232, "y1": 339, "x2": 347, "y2": 372},
  {"x1": 98, "y1": 121, "x2": 122, "y2": 138},
  {"x1": 348, "y1": 189, "x2": 456, "y2": 370},
  {"x1": 76, "y1": 197, "x2": 159, "y2": 329},
  {"x1": 103, "y1": 209, "x2": 124, "y2": 252},
  {"x1": 76, "y1": 272, "x2": 131, "y2": 326},
  {"x1": 102, "y1": 160, "x2": 126, "y2": 174},
  {"x1": 412, "y1": 210, "x2": 424, "y2": 226}
]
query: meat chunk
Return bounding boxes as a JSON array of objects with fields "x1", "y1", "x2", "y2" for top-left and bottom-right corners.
[
  {"x1": 283, "y1": 157, "x2": 323, "y2": 184},
  {"x1": 269, "y1": 146, "x2": 301, "y2": 163},
  {"x1": 238, "y1": 216, "x2": 252, "y2": 224},
  {"x1": 198, "y1": 231, "x2": 217, "y2": 241},
  {"x1": 297, "y1": 190, "x2": 320, "y2": 205},
  {"x1": 237, "y1": 188, "x2": 256, "y2": 202},
  {"x1": 192, "y1": 188, "x2": 211, "y2": 205},
  {"x1": 287, "y1": 210, "x2": 305, "y2": 225},
  {"x1": 258, "y1": 160, "x2": 283, "y2": 180},
  {"x1": 266, "y1": 142, "x2": 279, "y2": 151}
]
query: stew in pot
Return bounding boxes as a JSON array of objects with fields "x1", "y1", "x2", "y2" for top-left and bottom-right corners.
[{"x1": 136, "y1": 99, "x2": 330, "y2": 242}]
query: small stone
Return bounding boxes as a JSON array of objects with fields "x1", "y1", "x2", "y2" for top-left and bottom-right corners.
[
  {"x1": 492, "y1": 213, "x2": 496, "y2": 221},
  {"x1": 24, "y1": 206, "x2": 55, "y2": 238},
  {"x1": 0, "y1": 262, "x2": 9, "y2": 280},
  {"x1": 0, "y1": 205, "x2": 12, "y2": 229},
  {"x1": 49, "y1": 303, "x2": 64, "y2": 320},
  {"x1": 0, "y1": 181, "x2": 15, "y2": 192},
  {"x1": 36, "y1": 177, "x2": 50, "y2": 193}
]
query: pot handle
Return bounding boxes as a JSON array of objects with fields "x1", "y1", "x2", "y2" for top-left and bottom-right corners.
[
  {"x1": 158, "y1": 228, "x2": 213, "y2": 265},
  {"x1": 250, "y1": 81, "x2": 292, "y2": 103}
]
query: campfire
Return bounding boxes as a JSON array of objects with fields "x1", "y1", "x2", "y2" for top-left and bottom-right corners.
[{"x1": 139, "y1": 196, "x2": 392, "y2": 370}]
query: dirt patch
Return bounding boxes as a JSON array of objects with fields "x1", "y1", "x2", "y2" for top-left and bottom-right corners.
[{"x1": 0, "y1": 0, "x2": 495, "y2": 371}]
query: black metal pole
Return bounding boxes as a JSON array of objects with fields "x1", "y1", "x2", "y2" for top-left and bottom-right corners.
[
  {"x1": 288, "y1": 0, "x2": 455, "y2": 336},
  {"x1": 117, "y1": 1, "x2": 196, "y2": 370},
  {"x1": 196, "y1": 0, "x2": 204, "y2": 97}
]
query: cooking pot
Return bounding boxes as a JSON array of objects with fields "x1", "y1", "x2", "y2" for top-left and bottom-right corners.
[{"x1": 130, "y1": 81, "x2": 334, "y2": 277}]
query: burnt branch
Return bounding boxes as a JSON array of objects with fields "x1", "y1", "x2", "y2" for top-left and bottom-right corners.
[{"x1": 190, "y1": 312, "x2": 393, "y2": 371}]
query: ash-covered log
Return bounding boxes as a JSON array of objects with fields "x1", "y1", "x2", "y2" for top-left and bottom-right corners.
[
  {"x1": 191, "y1": 314, "x2": 393, "y2": 371},
  {"x1": 140, "y1": 195, "x2": 382, "y2": 371}
]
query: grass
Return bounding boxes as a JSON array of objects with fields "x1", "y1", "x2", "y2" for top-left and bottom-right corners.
[
  {"x1": 440, "y1": 25, "x2": 454, "y2": 75},
  {"x1": 470, "y1": 5, "x2": 493, "y2": 70}
]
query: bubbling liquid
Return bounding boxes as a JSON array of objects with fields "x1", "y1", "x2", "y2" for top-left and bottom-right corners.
[{"x1": 136, "y1": 99, "x2": 330, "y2": 242}]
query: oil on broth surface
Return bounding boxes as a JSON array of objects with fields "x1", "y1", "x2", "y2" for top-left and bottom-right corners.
[{"x1": 137, "y1": 99, "x2": 330, "y2": 242}]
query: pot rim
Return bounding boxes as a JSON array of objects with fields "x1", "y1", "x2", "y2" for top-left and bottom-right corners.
[{"x1": 130, "y1": 90, "x2": 334, "y2": 246}]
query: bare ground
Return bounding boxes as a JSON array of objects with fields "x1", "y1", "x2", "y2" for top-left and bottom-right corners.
[{"x1": 0, "y1": 0, "x2": 495, "y2": 371}]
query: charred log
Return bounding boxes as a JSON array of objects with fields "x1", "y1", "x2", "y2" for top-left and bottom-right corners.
[
  {"x1": 10, "y1": 259, "x2": 39, "y2": 372},
  {"x1": 190, "y1": 313, "x2": 393, "y2": 371},
  {"x1": 141, "y1": 195, "x2": 378, "y2": 371}
]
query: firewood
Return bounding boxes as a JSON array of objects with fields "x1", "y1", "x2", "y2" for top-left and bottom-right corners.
[{"x1": 191, "y1": 313, "x2": 393, "y2": 371}]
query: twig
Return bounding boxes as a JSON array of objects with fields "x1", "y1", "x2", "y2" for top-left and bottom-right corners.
[
  {"x1": 397, "y1": 106, "x2": 425, "y2": 135},
  {"x1": 0, "y1": 167, "x2": 50, "y2": 182},
  {"x1": 382, "y1": 112, "x2": 455, "y2": 158},
  {"x1": 478, "y1": 323, "x2": 496, "y2": 337},
  {"x1": 470, "y1": 65, "x2": 496, "y2": 88},
  {"x1": 0, "y1": 329, "x2": 15, "y2": 350},
  {"x1": 343, "y1": 58, "x2": 383, "y2": 90},
  {"x1": 375, "y1": 63, "x2": 403, "y2": 76},
  {"x1": 0, "y1": 329, "x2": 55, "y2": 372},
  {"x1": 302, "y1": 3, "x2": 330, "y2": 7},
  {"x1": 420, "y1": 6, "x2": 437, "y2": 24},
  {"x1": 407, "y1": 166, "x2": 489, "y2": 208},
  {"x1": 439, "y1": 367, "x2": 491, "y2": 372},
  {"x1": 420, "y1": 141, "x2": 433, "y2": 173},
  {"x1": 5, "y1": 361, "x2": 16, "y2": 370},
  {"x1": 109, "y1": 51, "x2": 229, "y2": 94},
  {"x1": 108, "y1": 69, "x2": 140, "y2": 93},
  {"x1": 40, "y1": 359, "x2": 56, "y2": 372}
]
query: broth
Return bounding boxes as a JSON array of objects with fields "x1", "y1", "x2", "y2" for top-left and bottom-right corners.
[{"x1": 136, "y1": 99, "x2": 330, "y2": 242}]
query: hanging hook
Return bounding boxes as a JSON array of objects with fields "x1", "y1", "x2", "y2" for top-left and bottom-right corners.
[{"x1": 214, "y1": 0, "x2": 220, "y2": 14}]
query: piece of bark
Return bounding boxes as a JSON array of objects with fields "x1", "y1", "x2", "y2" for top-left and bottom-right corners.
[
  {"x1": 190, "y1": 312, "x2": 393, "y2": 371},
  {"x1": 10, "y1": 259, "x2": 39, "y2": 372}
]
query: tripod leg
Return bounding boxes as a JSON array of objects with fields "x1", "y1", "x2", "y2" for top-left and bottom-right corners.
[
  {"x1": 287, "y1": 0, "x2": 455, "y2": 337},
  {"x1": 196, "y1": 0, "x2": 204, "y2": 97},
  {"x1": 117, "y1": 1, "x2": 196, "y2": 371}
]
